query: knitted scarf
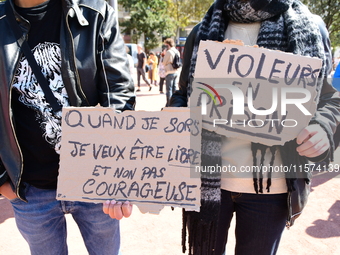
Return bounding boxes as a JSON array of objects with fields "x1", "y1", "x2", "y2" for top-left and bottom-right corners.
[{"x1": 183, "y1": 1, "x2": 327, "y2": 254}]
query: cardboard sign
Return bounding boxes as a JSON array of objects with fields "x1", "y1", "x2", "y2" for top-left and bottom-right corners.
[
  {"x1": 191, "y1": 40, "x2": 322, "y2": 146},
  {"x1": 57, "y1": 107, "x2": 201, "y2": 213}
]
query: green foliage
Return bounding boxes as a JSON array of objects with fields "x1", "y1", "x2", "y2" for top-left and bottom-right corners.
[
  {"x1": 168, "y1": 0, "x2": 214, "y2": 30},
  {"x1": 302, "y1": 0, "x2": 340, "y2": 48},
  {"x1": 119, "y1": 0, "x2": 213, "y2": 50},
  {"x1": 120, "y1": 0, "x2": 176, "y2": 51}
]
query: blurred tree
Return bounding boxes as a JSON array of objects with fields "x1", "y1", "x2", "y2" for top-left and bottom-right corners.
[
  {"x1": 119, "y1": 0, "x2": 176, "y2": 52},
  {"x1": 167, "y1": 0, "x2": 214, "y2": 37},
  {"x1": 302, "y1": 0, "x2": 340, "y2": 48}
]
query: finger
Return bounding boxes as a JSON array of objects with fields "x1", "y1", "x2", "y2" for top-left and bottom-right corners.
[
  {"x1": 113, "y1": 202, "x2": 124, "y2": 220},
  {"x1": 296, "y1": 125, "x2": 329, "y2": 157},
  {"x1": 296, "y1": 124, "x2": 324, "y2": 145},
  {"x1": 296, "y1": 128, "x2": 312, "y2": 145},
  {"x1": 304, "y1": 143, "x2": 329, "y2": 158},
  {"x1": 296, "y1": 132, "x2": 324, "y2": 153},
  {"x1": 103, "y1": 200, "x2": 111, "y2": 214},
  {"x1": 298, "y1": 140, "x2": 329, "y2": 157},
  {"x1": 298, "y1": 143, "x2": 328, "y2": 158},
  {"x1": 122, "y1": 201, "x2": 133, "y2": 218},
  {"x1": 108, "y1": 200, "x2": 117, "y2": 219}
]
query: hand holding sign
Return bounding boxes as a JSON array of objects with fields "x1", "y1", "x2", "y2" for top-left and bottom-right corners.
[
  {"x1": 103, "y1": 200, "x2": 133, "y2": 220},
  {"x1": 296, "y1": 124, "x2": 330, "y2": 158}
]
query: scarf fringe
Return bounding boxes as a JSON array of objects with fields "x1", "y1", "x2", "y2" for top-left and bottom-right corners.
[
  {"x1": 182, "y1": 209, "x2": 220, "y2": 255},
  {"x1": 251, "y1": 143, "x2": 277, "y2": 193}
]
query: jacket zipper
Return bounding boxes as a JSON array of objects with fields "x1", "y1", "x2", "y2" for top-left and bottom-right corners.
[
  {"x1": 9, "y1": 53, "x2": 25, "y2": 201},
  {"x1": 98, "y1": 34, "x2": 110, "y2": 99},
  {"x1": 65, "y1": 8, "x2": 90, "y2": 106}
]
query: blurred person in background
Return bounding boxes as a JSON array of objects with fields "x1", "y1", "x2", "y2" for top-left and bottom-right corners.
[
  {"x1": 136, "y1": 44, "x2": 151, "y2": 92},
  {"x1": 158, "y1": 48, "x2": 167, "y2": 94},
  {"x1": 147, "y1": 51, "x2": 159, "y2": 86},
  {"x1": 163, "y1": 38, "x2": 181, "y2": 106}
]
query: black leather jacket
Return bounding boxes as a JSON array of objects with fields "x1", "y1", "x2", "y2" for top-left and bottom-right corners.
[
  {"x1": 0, "y1": 0, "x2": 135, "y2": 200},
  {"x1": 170, "y1": 17, "x2": 340, "y2": 226}
]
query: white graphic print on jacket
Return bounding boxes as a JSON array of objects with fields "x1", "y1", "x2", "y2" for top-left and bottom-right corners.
[{"x1": 12, "y1": 42, "x2": 69, "y2": 154}]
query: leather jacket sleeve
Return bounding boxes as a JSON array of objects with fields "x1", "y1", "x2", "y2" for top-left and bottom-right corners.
[{"x1": 98, "y1": 5, "x2": 135, "y2": 112}]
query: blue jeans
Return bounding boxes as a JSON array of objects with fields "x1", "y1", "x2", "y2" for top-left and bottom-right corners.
[
  {"x1": 10, "y1": 184, "x2": 120, "y2": 255},
  {"x1": 165, "y1": 73, "x2": 178, "y2": 106},
  {"x1": 215, "y1": 190, "x2": 288, "y2": 255}
]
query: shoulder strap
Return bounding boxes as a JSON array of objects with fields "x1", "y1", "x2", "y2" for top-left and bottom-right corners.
[
  {"x1": 6, "y1": 3, "x2": 62, "y2": 113},
  {"x1": 170, "y1": 47, "x2": 177, "y2": 55},
  {"x1": 168, "y1": 48, "x2": 178, "y2": 61}
]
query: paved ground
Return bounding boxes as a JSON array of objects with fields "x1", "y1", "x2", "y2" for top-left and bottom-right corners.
[{"x1": 1, "y1": 81, "x2": 340, "y2": 254}]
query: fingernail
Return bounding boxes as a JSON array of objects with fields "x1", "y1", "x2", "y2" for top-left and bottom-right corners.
[{"x1": 110, "y1": 200, "x2": 116, "y2": 205}]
